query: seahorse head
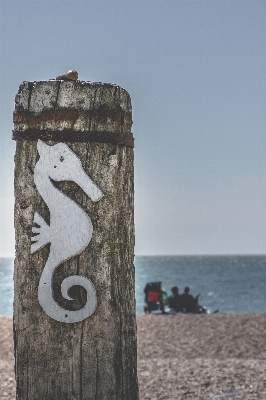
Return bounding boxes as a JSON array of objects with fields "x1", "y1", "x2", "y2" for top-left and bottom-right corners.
[{"x1": 36, "y1": 140, "x2": 103, "y2": 202}]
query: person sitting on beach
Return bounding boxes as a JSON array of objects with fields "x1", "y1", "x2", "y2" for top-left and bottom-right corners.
[
  {"x1": 168, "y1": 286, "x2": 182, "y2": 312},
  {"x1": 180, "y1": 286, "x2": 200, "y2": 313}
]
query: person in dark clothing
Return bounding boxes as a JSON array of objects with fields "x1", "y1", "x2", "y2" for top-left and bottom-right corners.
[
  {"x1": 180, "y1": 286, "x2": 200, "y2": 313},
  {"x1": 168, "y1": 286, "x2": 182, "y2": 312}
]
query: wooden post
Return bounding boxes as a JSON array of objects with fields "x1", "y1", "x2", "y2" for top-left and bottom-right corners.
[{"x1": 13, "y1": 72, "x2": 138, "y2": 399}]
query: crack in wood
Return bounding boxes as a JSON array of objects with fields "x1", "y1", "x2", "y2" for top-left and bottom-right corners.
[
  {"x1": 95, "y1": 344, "x2": 99, "y2": 400},
  {"x1": 80, "y1": 322, "x2": 84, "y2": 400}
]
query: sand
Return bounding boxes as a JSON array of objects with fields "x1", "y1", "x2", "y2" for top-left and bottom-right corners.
[{"x1": 1, "y1": 313, "x2": 266, "y2": 399}]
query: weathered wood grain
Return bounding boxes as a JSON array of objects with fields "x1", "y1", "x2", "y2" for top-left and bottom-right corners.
[
  {"x1": 13, "y1": 80, "x2": 138, "y2": 399},
  {"x1": 14, "y1": 80, "x2": 132, "y2": 135}
]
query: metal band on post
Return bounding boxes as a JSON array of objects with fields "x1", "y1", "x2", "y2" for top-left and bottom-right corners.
[{"x1": 12, "y1": 129, "x2": 135, "y2": 147}]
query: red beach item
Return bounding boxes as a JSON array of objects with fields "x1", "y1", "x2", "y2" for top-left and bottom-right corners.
[{"x1": 147, "y1": 291, "x2": 159, "y2": 303}]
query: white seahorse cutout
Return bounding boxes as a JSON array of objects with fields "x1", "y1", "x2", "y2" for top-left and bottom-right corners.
[{"x1": 31, "y1": 140, "x2": 103, "y2": 323}]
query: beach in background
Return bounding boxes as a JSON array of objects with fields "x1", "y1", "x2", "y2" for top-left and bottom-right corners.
[
  {"x1": 1, "y1": 313, "x2": 266, "y2": 399},
  {"x1": 1, "y1": 256, "x2": 266, "y2": 398}
]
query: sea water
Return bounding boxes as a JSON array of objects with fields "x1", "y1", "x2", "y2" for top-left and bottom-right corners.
[
  {"x1": 135, "y1": 255, "x2": 266, "y2": 313},
  {"x1": 1, "y1": 255, "x2": 266, "y2": 315},
  {"x1": 0, "y1": 258, "x2": 14, "y2": 315}
]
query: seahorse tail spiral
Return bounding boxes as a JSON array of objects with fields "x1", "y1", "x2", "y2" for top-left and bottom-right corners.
[
  {"x1": 61, "y1": 275, "x2": 97, "y2": 319},
  {"x1": 38, "y1": 270, "x2": 97, "y2": 323}
]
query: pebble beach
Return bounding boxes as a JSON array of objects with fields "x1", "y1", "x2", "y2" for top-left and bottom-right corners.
[{"x1": 1, "y1": 313, "x2": 266, "y2": 399}]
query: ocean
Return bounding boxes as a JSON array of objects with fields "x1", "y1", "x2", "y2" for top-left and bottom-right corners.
[{"x1": 1, "y1": 255, "x2": 266, "y2": 315}]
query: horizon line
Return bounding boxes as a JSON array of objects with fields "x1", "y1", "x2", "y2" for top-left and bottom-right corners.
[{"x1": 2, "y1": 253, "x2": 266, "y2": 259}]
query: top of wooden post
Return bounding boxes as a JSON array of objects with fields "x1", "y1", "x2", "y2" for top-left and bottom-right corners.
[{"x1": 13, "y1": 72, "x2": 134, "y2": 147}]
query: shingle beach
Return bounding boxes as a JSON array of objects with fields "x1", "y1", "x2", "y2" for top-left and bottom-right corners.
[{"x1": 1, "y1": 313, "x2": 266, "y2": 399}]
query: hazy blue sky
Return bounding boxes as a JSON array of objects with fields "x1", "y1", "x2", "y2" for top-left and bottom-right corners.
[{"x1": 1, "y1": 0, "x2": 266, "y2": 257}]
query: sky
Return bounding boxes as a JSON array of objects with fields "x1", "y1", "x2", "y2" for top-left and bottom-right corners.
[{"x1": 0, "y1": 0, "x2": 266, "y2": 257}]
